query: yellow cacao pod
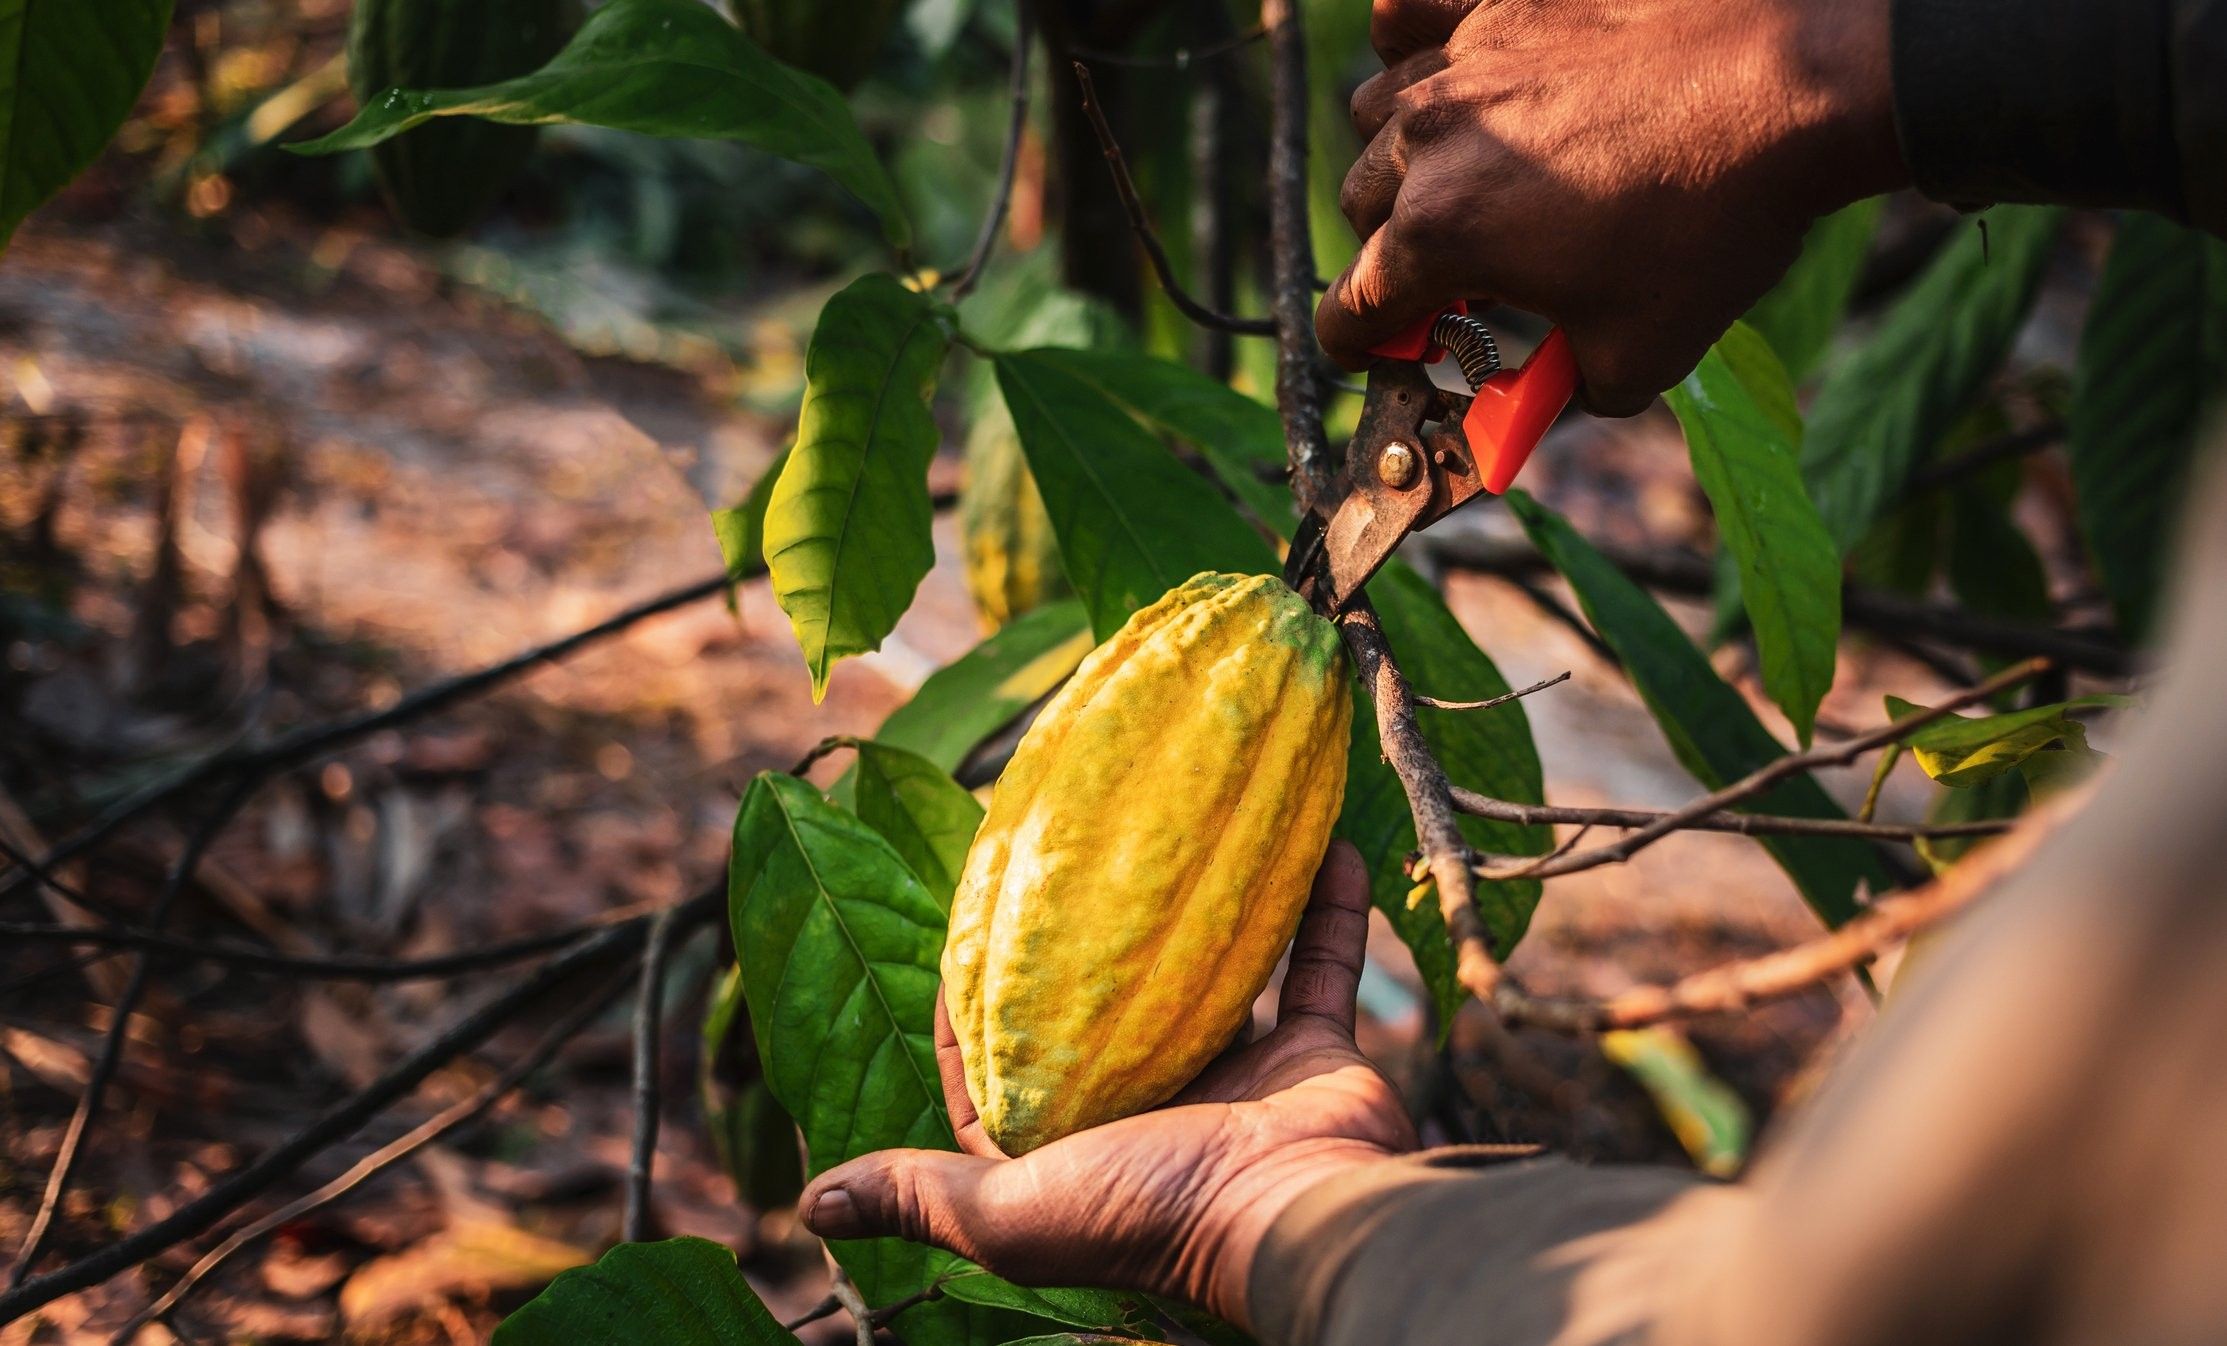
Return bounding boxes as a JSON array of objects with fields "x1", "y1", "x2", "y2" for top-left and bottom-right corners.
[
  {"x1": 943, "y1": 572, "x2": 1353, "y2": 1154},
  {"x1": 960, "y1": 413, "x2": 1070, "y2": 632}
]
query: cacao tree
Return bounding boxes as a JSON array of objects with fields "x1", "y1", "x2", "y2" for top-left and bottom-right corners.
[{"x1": 1, "y1": 0, "x2": 2215, "y2": 1341}]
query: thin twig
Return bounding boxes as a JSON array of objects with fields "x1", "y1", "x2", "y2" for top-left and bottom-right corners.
[
  {"x1": 1070, "y1": 62, "x2": 1276, "y2": 338},
  {"x1": 1904, "y1": 422, "x2": 2061, "y2": 497},
  {"x1": 948, "y1": 2, "x2": 1033, "y2": 301},
  {"x1": 1338, "y1": 603, "x2": 1507, "y2": 1003},
  {"x1": 1415, "y1": 671, "x2": 1571, "y2": 713},
  {"x1": 1450, "y1": 790, "x2": 2014, "y2": 845},
  {"x1": 4, "y1": 573, "x2": 732, "y2": 908},
  {"x1": 624, "y1": 908, "x2": 684, "y2": 1243},
  {"x1": 9, "y1": 777, "x2": 257, "y2": 1289},
  {"x1": 0, "y1": 887, "x2": 722, "y2": 1326},
  {"x1": 1261, "y1": 0, "x2": 1336, "y2": 512},
  {"x1": 1469, "y1": 658, "x2": 2050, "y2": 882},
  {"x1": 1496, "y1": 801, "x2": 2063, "y2": 1031},
  {"x1": 0, "y1": 914, "x2": 645, "y2": 982},
  {"x1": 112, "y1": 967, "x2": 637, "y2": 1343},
  {"x1": 829, "y1": 1260, "x2": 876, "y2": 1346}
]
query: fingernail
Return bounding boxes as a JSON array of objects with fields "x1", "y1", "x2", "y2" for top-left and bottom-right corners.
[{"x1": 806, "y1": 1188, "x2": 862, "y2": 1238}]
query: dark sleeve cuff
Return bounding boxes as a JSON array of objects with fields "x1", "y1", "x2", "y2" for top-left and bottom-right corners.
[{"x1": 1892, "y1": 0, "x2": 2186, "y2": 217}]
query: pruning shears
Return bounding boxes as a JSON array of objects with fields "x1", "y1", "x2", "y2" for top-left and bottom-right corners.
[{"x1": 1286, "y1": 305, "x2": 1579, "y2": 611}]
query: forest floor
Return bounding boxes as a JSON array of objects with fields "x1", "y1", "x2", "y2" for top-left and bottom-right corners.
[{"x1": 1, "y1": 195, "x2": 1964, "y2": 1343}]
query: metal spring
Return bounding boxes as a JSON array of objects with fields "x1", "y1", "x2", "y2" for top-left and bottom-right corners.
[{"x1": 1430, "y1": 312, "x2": 1502, "y2": 389}]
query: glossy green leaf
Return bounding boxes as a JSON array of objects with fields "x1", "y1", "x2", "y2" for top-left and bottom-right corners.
[
  {"x1": 848, "y1": 739, "x2": 985, "y2": 906},
  {"x1": 1915, "y1": 768, "x2": 2027, "y2": 872},
  {"x1": 0, "y1": 0, "x2": 173, "y2": 248},
  {"x1": 937, "y1": 1277, "x2": 1160, "y2": 1338},
  {"x1": 1803, "y1": 207, "x2": 2065, "y2": 550},
  {"x1": 1743, "y1": 197, "x2": 1882, "y2": 383},
  {"x1": 765, "y1": 275, "x2": 953, "y2": 700},
  {"x1": 1884, "y1": 694, "x2": 2129, "y2": 789},
  {"x1": 873, "y1": 599, "x2": 1094, "y2": 773},
  {"x1": 1946, "y1": 486, "x2": 2051, "y2": 631},
  {"x1": 291, "y1": 0, "x2": 911, "y2": 249},
  {"x1": 699, "y1": 966, "x2": 804, "y2": 1211},
  {"x1": 493, "y1": 1237, "x2": 797, "y2": 1345},
  {"x1": 729, "y1": 774, "x2": 1140, "y2": 1345},
  {"x1": 1336, "y1": 564, "x2": 1550, "y2": 1025},
  {"x1": 1509, "y1": 492, "x2": 1891, "y2": 926},
  {"x1": 2069, "y1": 214, "x2": 2227, "y2": 641},
  {"x1": 994, "y1": 350, "x2": 1276, "y2": 638},
  {"x1": 1015, "y1": 349, "x2": 1292, "y2": 527},
  {"x1": 993, "y1": 1337, "x2": 1154, "y2": 1346},
  {"x1": 1600, "y1": 1028, "x2": 1751, "y2": 1179},
  {"x1": 1668, "y1": 322, "x2": 1841, "y2": 745},
  {"x1": 711, "y1": 448, "x2": 790, "y2": 582}
]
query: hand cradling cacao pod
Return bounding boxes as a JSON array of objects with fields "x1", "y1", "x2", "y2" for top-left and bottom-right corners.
[{"x1": 943, "y1": 572, "x2": 1353, "y2": 1155}]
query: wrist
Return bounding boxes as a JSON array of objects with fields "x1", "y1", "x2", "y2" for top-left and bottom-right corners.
[
  {"x1": 1188, "y1": 1140, "x2": 1401, "y2": 1330},
  {"x1": 1781, "y1": 0, "x2": 1909, "y2": 211}
]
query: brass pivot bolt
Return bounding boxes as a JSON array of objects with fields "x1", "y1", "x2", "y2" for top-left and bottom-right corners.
[{"x1": 1377, "y1": 441, "x2": 1420, "y2": 489}]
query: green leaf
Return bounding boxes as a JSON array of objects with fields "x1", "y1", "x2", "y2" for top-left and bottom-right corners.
[
  {"x1": 1884, "y1": 694, "x2": 2129, "y2": 789},
  {"x1": 1013, "y1": 349, "x2": 1292, "y2": 528},
  {"x1": 849, "y1": 739, "x2": 985, "y2": 906},
  {"x1": 2069, "y1": 214, "x2": 2227, "y2": 641},
  {"x1": 0, "y1": 0, "x2": 174, "y2": 249},
  {"x1": 1946, "y1": 486, "x2": 2051, "y2": 628},
  {"x1": 1667, "y1": 323, "x2": 1841, "y2": 745},
  {"x1": 765, "y1": 275, "x2": 953, "y2": 700},
  {"x1": 937, "y1": 1278, "x2": 1160, "y2": 1338},
  {"x1": 291, "y1": 0, "x2": 912, "y2": 249},
  {"x1": 1336, "y1": 564, "x2": 1549, "y2": 1025},
  {"x1": 873, "y1": 599, "x2": 1094, "y2": 773},
  {"x1": 1743, "y1": 197, "x2": 1882, "y2": 383},
  {"x1": 1508, "y1": 492, "x2": 1892, "y2": 926},
  {"x1": 711, "y1": 448, "x2": 791, "y2": 582},
  {"x1": 1803, "y1": 207, "x2": 2065, "y2": 550},
  {"x1": 994, "y1": 350, "x2": 1276, "y2": 638},
  {"x1": 1916, "y1": 768, "x2": 2027, "y2": 872},
  {"x1": 1600, "y1": 1028, "x2": 1751, "y2": 1179},
  {"x1": 992, "y1": 1337, "x2": 1155, "y2": 1345},
  {"x1": 728, "y1": 774, "x2": 1137, "y2": 1345},
  {"x1": 493, "y1": 1237, "x2": 797, "y2": 1345}
]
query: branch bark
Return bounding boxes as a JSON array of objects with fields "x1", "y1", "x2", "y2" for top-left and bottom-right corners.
[{"x1": 1262, "y1": 0, "x2": 1336, "y2": 514}]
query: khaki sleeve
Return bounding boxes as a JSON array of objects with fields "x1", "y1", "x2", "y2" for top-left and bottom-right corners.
[{"x1": 1250, "y1": 462, "x2": 2227, "y2": 1346}]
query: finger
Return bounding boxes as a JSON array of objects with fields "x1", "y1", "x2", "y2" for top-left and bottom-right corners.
[
  {"x1": 1277, "y1": 841, "x2": 1372, "y2": 1032},
  {"x1": 1371, "y1": 0, "x2": 1481, "y2": 63},
  {"x1": 1339, "y1": 127, "x2": 1407, "y2": 242},
  {"x1": 1315, "y1": 215, "x2": 1462, "y2": 369},
  {"x1": 801, "y1": 1148, "x2": 1002, "y2": 1260},
  {"x1": 936, "y1": 989, "x2": 1006, "y2": 1158},
  {"x1": 1560, "y1": 316, "x2": 1701, "y2": 419},
  {"x1": 1350, "y1": 49, "x2": 1446, "y2": 142}
]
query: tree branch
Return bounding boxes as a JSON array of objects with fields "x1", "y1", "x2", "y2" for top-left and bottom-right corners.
[
  {"x1": 1071, "y1": 62, "x2": 1277, "y2": 337},
  {"x1": 1415, "y1": 671, "x2": 1571, "y2": 712},
  {"x1": 4, "y1": 573, "x2": 733, "y2": 909},
  {"x1": 1261, "y1": 0, "x2": 1336, "y2": 513},
  {"x1": 113, "y1": 966, "x2": 638, "y2": 1343},
  {"x1": 0, "y1": 887, "x2": 723, "y2": 1326},
  {"x1": 1495, "y1": 800, "x2": 2062, "y2": 1030},
  {"x1": 1450, "y1": 790, "x2": 2014, "y2": 845},
  {"x1": 1468, "y1": 658, "x2": 2049, "y2": 882},
  {"x1": 9, "y1": 777, "x2": 257, "y2": 1289},
  {"x1": 623, "y1": 907, "x2": 684, "y2": 1244},
  {"x1": 948, "y1": 1, "x2": 1034, "y2": 301}
]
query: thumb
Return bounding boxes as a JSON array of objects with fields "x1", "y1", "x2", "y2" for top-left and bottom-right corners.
[{"x1": 800, "y1": 1148, "x2": 1001, "y2": 1257}]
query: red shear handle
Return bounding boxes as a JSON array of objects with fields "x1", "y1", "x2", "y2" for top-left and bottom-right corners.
[
  {"x1": 1465, "y1": 328, "x2": 1576, "y2": 494},
  {"x1": 1368, "y1": 308, "x2": 1578, "y2": 495}
]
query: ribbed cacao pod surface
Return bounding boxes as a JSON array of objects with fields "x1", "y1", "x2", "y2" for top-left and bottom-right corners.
[
  {"x1": 944, "y1": 572, "x2": 1353, "y2": 1155},
  {"x1": 732, "y1": 0, "x2": 903, "y2": 90},
  {"x1": 960, "y1": 413, "x2": 1071, "y2": 632},
  {"x1": 346, "y1": 0, "x2": 572, "y2": 237}
]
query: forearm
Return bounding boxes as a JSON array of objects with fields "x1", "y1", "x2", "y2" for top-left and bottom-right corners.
[
  {"x1": 1893, "y1": 0, "x2": 2227, "y2": 233},
  {"x1": 1246, "y1": 1153, "x2": 1738, "y2": 1346}
]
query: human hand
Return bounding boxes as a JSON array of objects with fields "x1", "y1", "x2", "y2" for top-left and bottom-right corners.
[
  {"x1": 1318, "y1": 0, "x2": 1907, "y2": 414},
  {"x1": 796, "y1": 841, "x2": 1418, "y2": 1330}
]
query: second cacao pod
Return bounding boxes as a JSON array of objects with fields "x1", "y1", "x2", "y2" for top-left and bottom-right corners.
[
  {"x1": 960, "y1": 411, "x2": 1071, "y2": 631},
  {"x1": 346, "y1": 0, "x2": 573, "y2": 237},
  {"x1": 943, "y1": 572, "x2": 1353, "y2": 1155}
]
